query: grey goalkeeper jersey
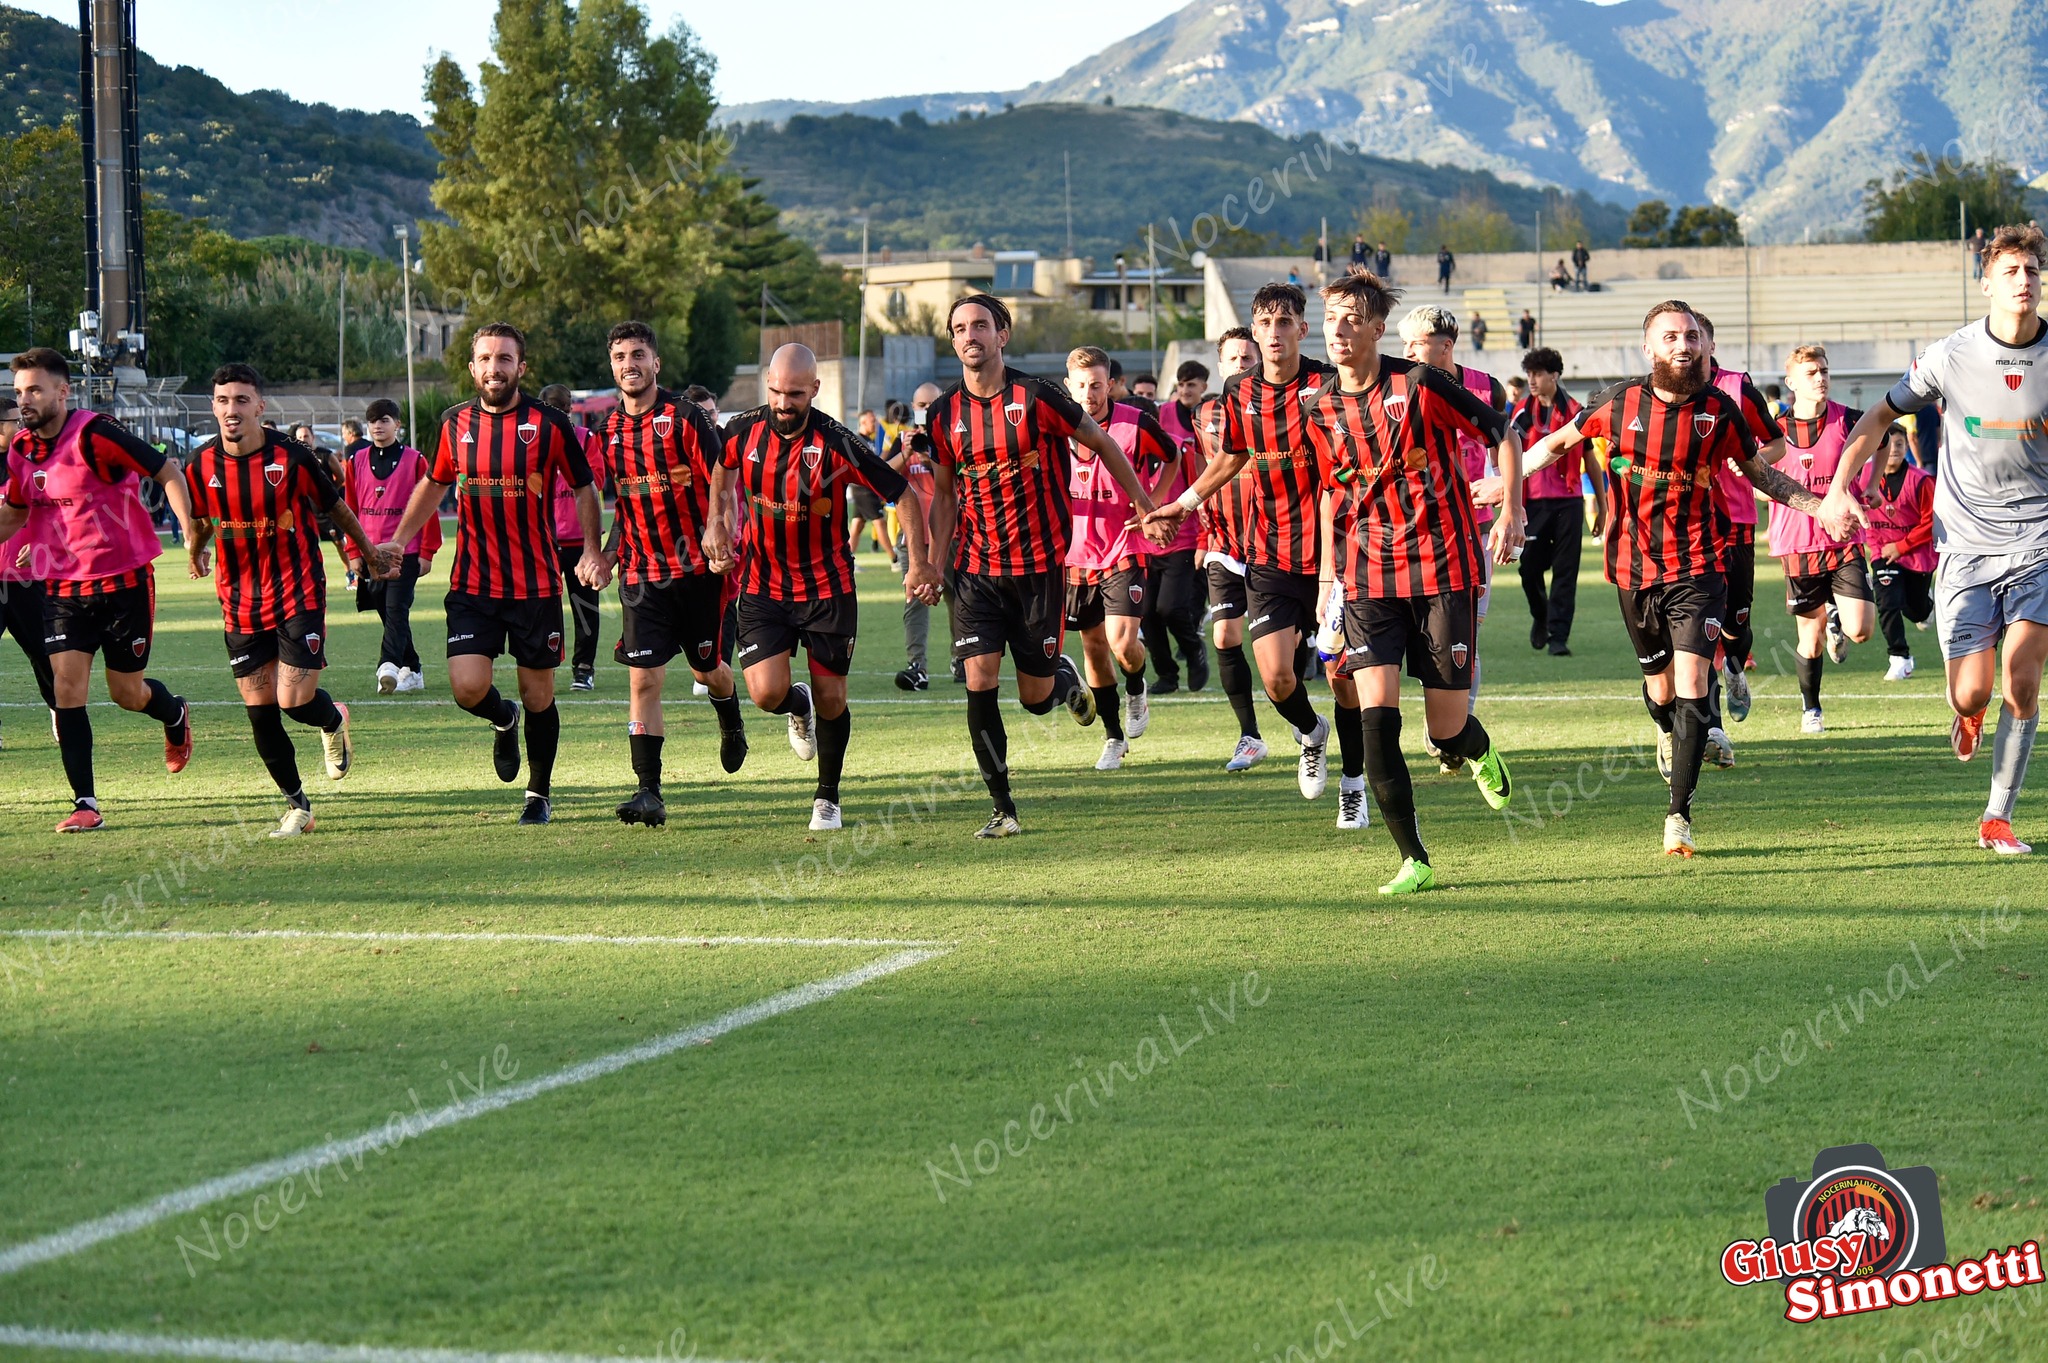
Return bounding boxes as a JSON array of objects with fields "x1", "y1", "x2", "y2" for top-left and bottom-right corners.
[{"x1": 1888, "y1": 315, "x2": 2048, "y2": 565}]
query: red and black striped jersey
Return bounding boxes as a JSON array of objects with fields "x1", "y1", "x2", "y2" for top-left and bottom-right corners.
[
  {"x1": 1221, "y1": 359, "x2": 1337, "y2": 574},
  {"x1": 927, "y1": 368, "x2": 1084, "y2": 575},
  {"x1": 1194, "y1": 393, "x2": 1255, "y2": 561},
  {"x1": 1512, "y1": 392, "x2": 1585, "y2": 499},
  {"x1": 430, "y1": 395, "x2": 591, "y2": 600},
  {"x1": 598, "y1": 388, "x2": 724, "y2": 585},
  {"x1": 1578, "y1": 378, "x2": 1756, "y2": 589},
  {"x1": 187, "y1": 434, "x2": 342, "y2": 632},
  {"x1": 1307, "y1": 358, "x2": 1509, "y2": 598},
  {"x1": 721, "y1": 407, "x2": 908, "y2": 602}
]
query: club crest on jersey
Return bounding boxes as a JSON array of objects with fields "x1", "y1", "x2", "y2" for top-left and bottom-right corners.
[
  {"x1": 1451, "y1": 642, "x2": 1468, "y2": 667},
  {"x1": 1705, "y1": 617, "x2": 1722, "y2": 641},
  {"x1": 1693, "y1": 412, "x2": 1718, "y2": 437},
  {"x1": 1384, "y1": 395, "x2": 1408, "y2": 423},
  {"x1": 517, "y1": 422, "x2": 538, "y2": 446},
  {"x1": 653, "y1": 413, "x2": 674, "y2": 437},
  {"x1": 1042, "y1": 635, "x2": 1059, "y2": 657},
  {"x1": 30, "y1": 469, "x2": 47, "y2": 492},
  {"x1": 2006, "y1": 372, "x2": 2025, "y2": 392},
  {"x1": 304, "y1": 632, "x2": 322, "y2": 655},
  {"x1": 1004, "y1": 402, "x2": 1027, "y2": 427},
  {"x1": 264, "y1": 462, "x2": 286, "y2": 487},
  {"x1": 802, "y1": 441, "x2": 824, "y2": 470}
]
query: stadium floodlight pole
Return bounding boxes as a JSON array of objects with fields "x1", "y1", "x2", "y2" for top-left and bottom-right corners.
[
  {"x1": 394, "y1": 223, "x2": 416, "y2": 447},
  {"x1": 856, "y1": 218, "x2": 869, "y2": 418},
  {"x1": 1148, "y1": 226, "x2": 1158, "y2": 377}
]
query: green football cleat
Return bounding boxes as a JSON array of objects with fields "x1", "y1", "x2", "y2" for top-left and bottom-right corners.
[
  {"x1": 1471, "y1": 745, "x2": 1513, "y2": 811},
  {"x1": 1378, "y1": 858, "x2": 1438, "y2": 895}
]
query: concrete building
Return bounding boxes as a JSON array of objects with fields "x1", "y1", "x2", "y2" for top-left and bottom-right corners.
[{"x1": 853, "y1": 248, "x2": 1200, "y2": 341}]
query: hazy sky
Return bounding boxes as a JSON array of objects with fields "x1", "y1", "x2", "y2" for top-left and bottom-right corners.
[{"x1": 13, "y1": 0, "x2": 1191, "y2": 118}]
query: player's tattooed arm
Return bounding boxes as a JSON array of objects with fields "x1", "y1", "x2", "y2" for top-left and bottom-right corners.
[{"x1": 1736, "y1": 452, "x2": 1825, "y2": 517}]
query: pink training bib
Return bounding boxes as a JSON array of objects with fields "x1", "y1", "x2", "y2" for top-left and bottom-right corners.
[
  {"x1": 1709, "y1": 366, "x2": 1760, "y2": 530},
  {"x1": 1861, "y1": 461, "x2": 1937, "y2": 574},
  {"x1": 1066, "y1": 402, "x2": 1149, "y2": 571},
  {"x1": 350, "y1": 445, "x2": 430, "y2": 555},
  {"x1": 1150, "y1": 401, "x2": 1200, "y2": 554},
  {"x1": 1457, "y1": 364, "x2": 1497, "y2": 526},
  {"x1": 13, "y1": 410, "x2": 161, "y2": 583},
  {"x1": 1768, "y1": 401, "x2": 1863, "y2": 559}
]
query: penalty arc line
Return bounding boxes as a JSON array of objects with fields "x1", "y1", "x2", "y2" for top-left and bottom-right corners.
[
  {"x1": 0, "y1": 1326, "x2": 767, "y2": 1363},
  {"x1": 0, "y1": 947, "x2": 946, "y2": 1278}
]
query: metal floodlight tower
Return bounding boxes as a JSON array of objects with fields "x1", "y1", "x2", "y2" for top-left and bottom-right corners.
[{"x1": 74, "y1": 0, "x2": 147, "y2": 389}]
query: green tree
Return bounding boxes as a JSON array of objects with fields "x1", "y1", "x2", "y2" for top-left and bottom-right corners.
[
  {"x1": 420, "y1": 0, "x2": 730, "y2": 388},
  {"x1": 1622, "y1": 199, "x2": 1670, "y2": 248},
  {"x1": 1539, "y1": 190, "x2": 1588, "y2": 251},
  {"x1": 0, "y1": 125, "x2": 87, "y2": 351},
  {"x1": 1667, "y1": 204, "x2": 1744, "y2": 247},
  {"x1": 682, "y1": 282, "x2": 743, "y2": 398},
  {"x1": 722, "y1": 178, "x2": 859, "y2": 365},
  {"x1": 1433, "y1": 193, "x2": 1518, "y2": 254},
  {"x1": 1863, "y1": 152, "x2": 2029, "y2": 242},
  {"x1": 1357, "y1": 203, "x2": 1412, "y2": 254}
]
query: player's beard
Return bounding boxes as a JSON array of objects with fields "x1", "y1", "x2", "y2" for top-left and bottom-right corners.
[
  {"x1": 1651, "y1": 354, "x2": 1708, "y2": 399},
  {"x1": 769, "y1": 405, "x2": 808, "y2": 437}
]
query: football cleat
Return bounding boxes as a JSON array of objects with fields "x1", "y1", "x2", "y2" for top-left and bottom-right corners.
[
  {"x1": 1723, "y1": 662, "x2": 1752, "y2": 723},
  {"x1": 1979, "y1": 819, "x2": 2032, "y2": 855},
  {"x1": 1657, "y1": 728, "x2": 1674, "y2": 784},
  {"x1": 269, "y1": 806, "x2": 316, "y2": 839},
  {"x1": 894, "y1": 665, "x2": 929, "y2": 692},
  {"x1": 1063, "y1": 671, "x2": 1097, "y2": 727},
  {"x1": 974, "y1": 807, "x2": 1022, "y2": 839},
  {"x1": 615, "y1": 789, "x2": 667, "y2": 828},
  {"x1": 1801, "y1": 707, "x2": 1826, "y2": 735},
  {"x1": 1225, "y1": 734, "x2": 1269, "y2": 772},
  {"x1": 1125, "y1": 686, "x2": 1150, "y2": 739},
  {"x1": 518, "y1": 794, "x2": 552, "y2": 826},
  {"x1": 786, "y1": 683, "x2": 817, "y2": 760},
  {"x1": 1705, "y1": 726, "x2": 1736, "y2": 770},
  {"x1": 719, "y1": 719, "x2": 750, "y2": 774},
  {"x1": 1378, "y1": 858, "x2": 1437, "y2": 895},
  {"x1": 321, "y1": 704, "x2": 353, "y2": 781},
  {"x1": 1664, "y1": 813, "x2": 1696, "y2": 858},
  {"x1": 1336, "y1": 780, "x2": 1370, "y2": 830},
  {"x1": 1298, "y1": 714, "x2": 1330, "y2": 800},
  {"x1": 1884, "y1": 655, "x2": 1916, "y2": 681},
  {"x1": 1471, "y1": 746, "x2": 1513, "y2": 810},
  {"x1": 1096, "y1": 737, "x2": 1129, "y2": 771},
  {"x1": 809, "y1": 799, "x2": 842, "y2": 832},
  {"x1": 56, "y1": 804, "x2": 103, "y2": 834},
  {"x1": 164, "y1": 701, "x2": 193, "y2": 774},
  {"x1": 1825, "y1": 607, "x2": 1850, "y2": 664},
  {"x1": 1953, "y1": 710, "x2": 1985, "y2": 762},
  {"x1": 493, "y1": 708, "x2": 522, "y2": 782}
]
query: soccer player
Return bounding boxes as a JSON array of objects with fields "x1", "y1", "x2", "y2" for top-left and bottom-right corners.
[
  {"x1": 0, "y1": 391, "x2": 57, "y2": 751},
  {"x1": 1141, "y1": 360, "x2": 1211, "y2": 695},
  {"x1": 539, "y1": 384, "x2": 607, "y2": 693},
  {"x1": 1821, "y1": 222, "x2": 2048, "y2": 855},
  {"x1": 1307, "y1": 272, "x2": 1522, "y2": 892},
  {"x1": 0, "y1": 349, "x2": 197, "y2": 831},
  {"x1": 376, "y1": 323, "x2": 603, "y2": 826},
  {"x1": 186, "y1": 365, "x2": 391, "y2": 836},
  {"x1": 344, "y1": 397, "x2": 439, "y2": 694},
  {"x1": 588, "y1": 321, "x2": 749, "y2": 829},
  {"x1": 888, "y1": 381, "x2": 951, "y2": 690},
  {"x1": 1398, "y1": 305, "x2": 1507, "y2": 773},
  {"x1": 1512, "y1": 347, "x2": 1601, "y2": 655},
  {"x1": 1521, "y1": 302, "x2": 1848, "y2": 856},
  {"x1": 1861, "y1": 424, "x2": 1936, "y2": 681},
  {"x1": 1771, "y1": 344, "x2": 1874, "y2": 734},
  {"x1": 706, "y1": 344, "x2": 927, "y2": 830},
  {"x1": 1193, "y1": 327, "x2": 1268, "y2": 770},
  {"x1": 1146, "y1": 284, "x2": 1336, "y2": 799},
  {"x1": 925, "y1": 292, "x2": 1161, "y2": 839},
  {"x1": 1061, "y1": 345, "x2": 1179, "y2": 771}
]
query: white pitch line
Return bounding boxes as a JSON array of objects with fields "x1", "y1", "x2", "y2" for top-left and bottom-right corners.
[
  {"x1": 0, "y1": 1326, "x2": 767, "y2": 1363},
  {"x1": 0, "y1": 928, "x2": 952, "y2": 950},
  {"x1": 0, "y1": 948, "x2": 945, "y2": 1278}
]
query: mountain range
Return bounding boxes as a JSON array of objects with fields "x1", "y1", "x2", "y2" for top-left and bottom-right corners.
[{"x1": 721, "y1": 0, "x2": 2048, "y2": 243}]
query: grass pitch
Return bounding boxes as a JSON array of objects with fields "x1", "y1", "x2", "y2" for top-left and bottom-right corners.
[{"x1": 0, "y1": 543, "x2": 2043, "y2": 1362}]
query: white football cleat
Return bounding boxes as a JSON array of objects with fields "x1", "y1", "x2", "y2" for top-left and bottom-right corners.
[
  {"x1": 1096, "y1": 737, "x2": 1129, "y2": 771},
  {"x1": 1297, "y1": 714, "x2": 1330, "y2": 800},
  {"x1": 1801, "y1": 707, "x2": 1826, "y2": 734},
  {"x1": 1124, "y1": 686, "x2": 1150, "y2": 739},
  {"x1": 1336, "y1": 777, "x2": 1370, "y2": 830},
  {"x1": 1884, "y1": 655, "x2": 1915, "y2": 681},
  {"x1": 1225, "y1": 734, "x2": 1268, "y2": 772},
  {"x1": 270, "y1": 806, "x2": 316, "y2": 838},
  {"x1": 809, "y1": 799, "x2": 841, "y2": 832},
  {"x1": 786, "y1": 683, "x2": 817, "y2": 761},
  {"x1": 1705, "y1": 726, "x2": 1735, "y2": 769}
]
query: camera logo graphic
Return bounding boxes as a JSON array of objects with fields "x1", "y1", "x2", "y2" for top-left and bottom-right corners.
[{"x1": 1765, "y1": 1144, "x2": 1946, "y2": 1277}]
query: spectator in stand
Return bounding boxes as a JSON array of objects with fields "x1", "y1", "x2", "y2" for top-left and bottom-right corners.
[
  {"x1": 1436, "y1": 245, "x2": 1455, "y2": 293},
  {"x1": 1970, "y1": 227, "x2": 1988, "y2": 280},
  {"x1": 1549, "y1": 258, "x2": 1572, "y2": 291},
  {"x1": 1517, "y1": 309, "x2": 1537, "y2": 349},
  {"x1": 1571, "y1": 240, "x2": 1591, "y2": 291},
  {"x1": 1350, "y1": 235, "x2": 1368, "y2": 269},
  {"x1": 1374, "y1": 242, "x2": 1393, "y2": 279},
  {"x1": 1469, "y1": 314, "x2": 1489, "y2": 351},
  {"x1": 1286, "y1": 266, "x2": 1303, "y2": 289}
]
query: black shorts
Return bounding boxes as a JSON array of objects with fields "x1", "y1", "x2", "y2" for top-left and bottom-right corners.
[
  {"x1": 735, "y1": 591, "x2": 857, "y2": 676},
  {"x1": 847, "y1": 485, "x2": 885, "y2": 521},
  {"x1": 445, "y1": 591, "x2": 565, "y2": 671},
  {"x1": 952, "y1": 568, "x2": 1066, "y2": 678},
  {"x1": 1244, "y1": 565, "x2": 1319, "y2": 644},
  {"x1": 1619, "y1": 574, "x2": 1728, "y2": 673},
  {"x1": 1064, "y1": 566, "x2": 1147, "y2": 631},
  {"x1": 1338, "y1": 590, "x2": 1479, "y2": 691},
  {"x1": 1205, "y1": 560, "x2": 1248, "y2": 620},
  {"x1": 226, "y1": 610, "x2": 329, "y2": 678},
  {"x1": 1786, "y1": 553, "x2": 1873, "y2": 616},
  {"x1": 44, "y1": 574, "x2": 154, "y2": 672},
  {"x1": 615, "y1": 574, "x2": 727, "y2": 672}
]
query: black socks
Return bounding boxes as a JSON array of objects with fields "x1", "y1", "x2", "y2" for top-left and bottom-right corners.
[
  {"x1": 709, "y1": 689, "x2": 745, "y2": 730},
  {"x1": 283, "y1": 690, "x2": 344, "y2": 732},
  {"x1": 142, "y1": 678, "x2": 186, "y2": 736},
  {"x1": 815, "y1": 709, "x2": 850, "y2": 803},
  {"x1": 1270, "y1": 682, "x2": 1320, "y2": 736},
  {"x1": 1094, "y1": 684, "x2": 1124, "y2": 741},
  {"x1": 966, "y1": 687, "x2": 1012, "y2": 812},
  {"x1": 1362, "y1": 706, "x2": 1427, "y2": 865},
  {"x1": 768, "y1": 685, "x2": 811, "y2": 718},
  {"x1": 54, "y1": 705, "x2": 94, "y2": 802},
  {"x1": 1670, "y1": 697, "x2": 1710, "y2": 818},
  {"x1": 246, "y1": 704, "x2": 306, "y2": 807},
  {"x1": 630, "y1": 732, "x2": 664, "y2": 795},
  {"x1": 1334, "y1": 704, "x2": 1364, "y2": 779},
  {"x1": 461, "y1": 685, "x2": 518, "y2": 728},
  {"x1": 1217, "y1": 644, "x2": 1260, "y2": 739},
  {"x1": 1797, "y1": 651, "x2": 1824, "y2": 711},
  {"x1": 525, "y1": 702, "x2": 560, "y2": 799},
  {"x1": 1431, "y1": 714, "x2": 1492, "y2": 763}
]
